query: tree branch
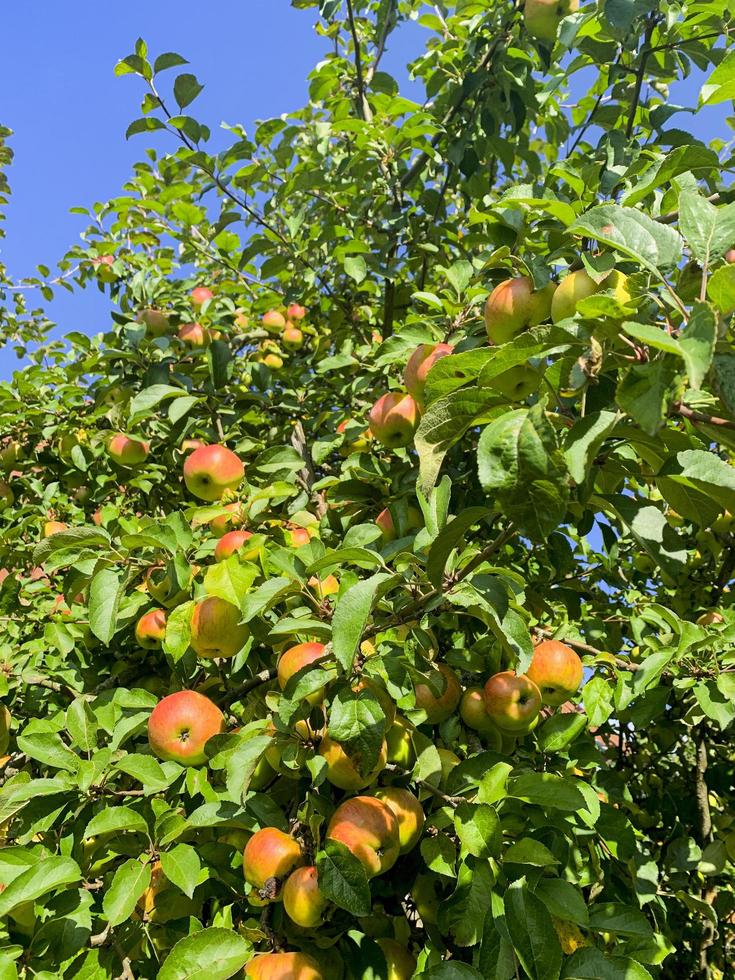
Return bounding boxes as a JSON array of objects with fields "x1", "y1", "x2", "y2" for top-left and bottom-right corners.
[
  {"x1": 220, "y1": 667, "x2": 277, "y2": 707},
  {"x1": 625, "y1": 16, "x2": 657, "y2": 140},
  {"x1": 346, "y1": 0, "x2": 372, "y2": 122},
  {"x1": 671, "y1": 402, "x2": 735, "y2": 432}
]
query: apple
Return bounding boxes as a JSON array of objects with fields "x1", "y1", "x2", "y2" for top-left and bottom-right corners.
[
  {"x1": 147, "y1": 690, "x2": 225, "y2": 765},
  {"x1": 524, "y1": 0, "x2": 579, "y2": 44},
  {"x1": 697, "y1": 611, "x2": 724, "y2": 626},
  {"x1": 326, "y1": 795, "x2": 400, "y2": 877},
  {"x1": 107, "y1": 433, "x2": 149, "y2": 467},
  {"x1": 484, "y1": 276, "x2": 556, "y2": 345},
  {"x1": 282, "y1": 865, "x2": 327, "y2": 928},
  {"x1": 489, "y1": 363, "x2": 540, "y2": 401},
  {"x1": 262, "y1": 310, "x2": 287, "y2": 331},
  {"x1": 376, "y1": 938, "x2": 416, "y2": 980},
  {"x1": 183, "y1": 443, "x2": 244, "y2": 501},
  {"x1": 278, "y1": 642, "x2": 328, "y2": 703},
  {"x1": 243, "y1": 827, "x2": 303, "y2": 898},
  {"x1": 369, "y1": 393, "x2": 420, "y2": 448},
  {"x1": 386, "y1": 715, "x2": 416, "y2": 768},
  {"x1": 0, "y1": 705, "x2": 11, "y2": 755},
  {"x1": 209, "y1": 502, "x2": 245, "y2": 536},
  {"x1": 460, "y1": 687, "x2": 503, "y2": 745},
  {"x1": 287, "y1": 303, "x2": 307, "y2": 321},
  {"x1": 190, "y1": 286, "x2": 214, "y2": 309},
  {"x1": 414, "y1": 663, "x2": 461, "y2": 724},
  {"x1": 284, "y1": 524, "x2": 316, "y2": 548},
  {"x1": 215, "y1": 529, "x2": 259, "y2": 562},
  {"x1": 551, "y1": 269, "x2": 631, "y2": 323},
  {"x1": 0, "y1": 441, "x2": 22, "y2": 472},
  {"x1": 245, "y1": 952, "x2": 324, "y2": 980},
  {"x1": 337, "y1": 419, "x2": 373, "y2": 455},
  {"x1": 135, "y1": 609, "x2": 167, "y2": 649},
  {"x1": 234, "y1": 308, "x2": 250, "y2": 330},
  {"x1": 403, "y1": 343, "x2": 454, "y2": 403},
  {"x1": 374, "y1": 787, "x2": 424, "y2": 854},
  {"x1": 190, "y1": 596, "x2": 249, "y2": 659},
  {"x1": 43, "y1": 520, "x2": 68, "y2": 537},
  {"x1": 411, "y1": 874, "x2": 440, "y2": 925},
  {"x1": 375, "y1": 505, "x2": 423, "y2": 542},
  {"x1": 726, "y1": 249, "x2": 735, "y2": 264},
  {"x1": 263, "y1": 353, "x2": 284, "y2": 370},
  {"x1": 437, "y1": 747, "x2": 460, "y2": 785},
  {"x1": 319, "y1": 734, "x2": 388, "y2": 791},
  {"x1": 308, "y1": 575, "x2": 339, "y2": 599},
  {"x1": 484, "y1": 671, "x2": 542, "y2": 732},
  {"x1": 137, "y1": 308, "x2": 170, "y2": 337},
  {"x1": 282, "y1": 326, "x2": 304, "y2": 349},
  {"x1": 178, "y1": 322, "x2": 210, "y2": 347},
  {"x1": 526, "y1": 639, "x2": 584, "y2": 706},
  {"x1": 92, "y1": 254, "x2": 116, "y2": 282}
]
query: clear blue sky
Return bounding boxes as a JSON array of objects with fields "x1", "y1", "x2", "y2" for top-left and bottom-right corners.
[{"x1": 0, "y1": 3, "x2": 723, "y2": 380}]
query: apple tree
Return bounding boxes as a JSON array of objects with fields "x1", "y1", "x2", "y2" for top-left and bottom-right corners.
[{"x1": 1, "y1": 1, "x2": 735, "y2": 977}]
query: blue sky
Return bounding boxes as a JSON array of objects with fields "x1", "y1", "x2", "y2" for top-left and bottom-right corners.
[{"x1": 0, "y1": 3, "x2": 724, "y2": 380}]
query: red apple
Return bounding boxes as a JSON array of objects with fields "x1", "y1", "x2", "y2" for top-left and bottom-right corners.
[
  {"x1": 282, "y1": 326, "x2": 304, "y2": 349},
  {"x1": 526, "y1": 639, "x2": 584, "y2": 706},
  {"x1": 726, "y1": 249, "x2": 735, "y2": 264},
  {"x1": 282, "y1": 865, "x2": 327, "y2": 928},
  {"x1": 287, "y1": 303, "x2": 307, "y2": 321},
  {"x1": 307, "y1": 575, "x2": 338, "y2": 599},
  {"x1": 243, "y1": 827, "x2": 303, "y2": 897},
  {"x1": 368, "y1": 393, "x2": 420, "y2": 449},
  {"x1": 190, "y1": 596, "x2": 249, "y2": 659},
  {"x1": 209, "y1": 502, "x2": 245, "y2": 536},
  {"x1": 375, "y1": 505, "x2": 423, "y2": 542},
  {"x1": 43, "y1": 520, "x2": 68, "y2": 538},
  {"x1": 374, "y1": 787, "x2": 424, "y2": 854},
  {"x1": 326, "y1": 795, "x2": 400, "y2": 878},
  {"x1": 183, "y1": 444, "x2": 244, "y2": 501},
  {"x1": 484, "y1": 671, "x2": 542, "y2": 732},
  {"x1": 278, "y1": 642, "x2": 328, "y2": 703},
  {"x1": 190, "y1": 286, "x2": 214, "y2": 308},
  {"x1": 178, "y1": 322, "x2": 210, "y2": 347},
  {"x1": 215, "y1": 529, "x2": 258, "y2": 562},
  {"x1": 107, "y1": 433, "x2": 149, "y2": 467},
  {"x1": 403, "y1": 343, "x2": 453, "y2": 403},
  {"x1": 135, "y1": 609, "x2": 167, "y2": 649},
  {"x1": 262, "y1": 310, "x2": 287, "y2": 331},
  {"x1": 284, "y1": 524, "x2": 316, "y2": 548},
  {"x1": 484, "y1": 276, "x2": 556, "y2": 344},
  {"x1": 245, "y1": 952, "x2": 324, "y2": 980},
  {"x1": 147, "y1": 690, "x2": 225, "y2": 766},
  {"x1": 137, "y1": 308, "x2": 170, "y2": 337}
]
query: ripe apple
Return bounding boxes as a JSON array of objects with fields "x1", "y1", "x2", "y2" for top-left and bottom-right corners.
[
  {"x1": 191, "y1": 596, "x2": 249, "y2": 659},
  {"x1": 524, "y1": 0, "x2": 579, "y2": 44},
  {"x1": 262, "y1": 310, "x2": 287, "y2": 331},
  {"x1": 526, "y1": 639, "x2": 584, "y2": 706},
  {"x1": 375, "y1": 505, "x2": 423, "y2": 541},
  {"x1": 282, "y1": 865, "x2": 327, "y2": 928},
  {"x1": 183, "y1": 444, "x2": 244, "y2": 501},
  {"x1": 403, "y1": 343, "x2": 454, "y2": 404},
  {"x1": 0, "y1": 704, "x2": 11, "y2": 755},
  {"x1": 135, "y1": 609, "x2": 167, "y2": 649},
  {"x1": 234, "y1": 308, "x2": 250, "y2": 330},
  {"x1": 374, "y1": 787, "x2": 424, "y2": 854},
  {"x1": 320, "y1": 734, "x2": 388, "y2": 791},
  {"x1": 43, "y1": 520, "x2": 68, "y2": 537},
  {"x1": 726, "y1": 249, "x2": 735, "y2": 264},
  {"x1": 484, "y1": 671, "x2": 542, "y2": 732},
  {"x1": 147, "y1": 690, "x2": 225, "y2": 765},
  {"x1": 245, "y1": 952, "x2": 324, "y2": 980},
  {"x1": 243, "y1": 827, "x2": 303, "y2": 898},
  {"x1": 326, "y1": 795, "x2": 400, "y2": 877},
  {"x1": 262, "y1": 352, "x2": 284, "y2": 370},
  {"x1": 376, "y1": 938, "x2": 416, "y2": 980},
  {"x1": 278, "y1": 642, "x2": 328, "y2": 702},
  {"x1": 191, "y1": 286, "x2": 214, "y2": 309},
  {"x1": 137, "y1": 308, "x2": 170, "y2": 337},
  {"x1": 282, "y1": 326, "x2": 304, "y2": 349},
  {"x1": 484, "y1": 276, "x2": 556, "y2": 345},
  {"x1": 551, "y1": 269, "x2": 631, "y2": 323},
  {"x1": 697, "y1": 611, "x2": 724, "y2": 626},
  {"x1": 178, "y1": 322, "x2": 210, "y2": 347},
  {"x1": 215, "y1": 529, "x2": 259, "y2": 562},
  {"x1": 414, "y1": 663, "x2": 461, "y2": 724},
  {"x1": 209, "y1": 502, "x2": 245, "y2": 536},
  {"x1": 369, "y1": 393, "x2": 420, "y2": 449},
  {"x1": 284, "y1": 524, "x2": 316, "y2": 548},
  {"x1": 386, "y1": 715, "x2": 416, "y2": 769},
  {"x1": 308, "y1": 575, "x2": 339, "y2": 599},
  {"x1": 287, "y1": 303, "x2": 307, "y2": 321},
  {"x1": 460, "y1": 687, "x2": 503, "y2": 745},
  {"x1": 92, "y1": 254, "x2": 116, "y2": 282},
  {"x1": 107, "y1": 433, "x2": 149, "y2": 467}
]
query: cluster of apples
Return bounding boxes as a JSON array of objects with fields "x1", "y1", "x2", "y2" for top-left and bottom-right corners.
[
  {"x1": 138, "y1": 285, "x2": 218, "y2": 347},
  {"x1": 255, "y1": 304, "x2": 309, "y2": 369}
]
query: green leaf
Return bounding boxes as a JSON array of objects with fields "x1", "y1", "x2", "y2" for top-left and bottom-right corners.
[
  {"x1": 241, "y1": 577, "x2": 293, "y2": 622},
  {"x1": 66, "y1": 698, "x2": 98, "y2": 753},
  {"x1": 154, "y1": 52, "x2": 189, "y2": 74},
  {"x1": 588, "y1": 902, "x2": 654, "y2": 938},
  {"x1": 536, "y1": 712, "x2": 587, "y2": 752},
  {"x1": 88, "y1": 565, "x2": 125, "y2": 646},
  {"x1": 33, "y1": 526, "x2": 110, "y2": 564},
  {"x1": 129, "y1": 384, "x2": 188, "y2": 420},
  {"x1": 504, "y1": 838, "x2": 559, "y2": 867},
  {"x1": 420, "y1": 834, "x2": 457, "y2": 877},
  {"x1": 569, "y1": 204, "x2": 683, "y2": 273},
  {"x1": 425, "y1": 348, "x2": 493, "y2": 402},
  {"x1": 84, "y1": 806, "x2": 148, "y2": 839},
  {"x1": 203, "y1": 557, "x2": 258, "y2": 609},
  {"x1": 616, "y1": 360, "x2": 681, "y2": 435},
  {"x1": 344, "y1": 255, "x2": 367, "y2": 283},
  {"x1": 0, "y1": 857, "x2": 81, "y2": 917},
  {"x1": 208, "y1": 733, "x2": 274, "y2": 799},
  {"x1": 426, "y1": 507, "x2": 492, "y2": 587},
  {"x1": 160, "y1": 844, "x2": 201, "y2": 899},
  {"x1": 439, "y1": 857, "x2": 495, "y2": 947},
  {"x1": 534, "y1": 878, "x2": 589, "y2": 925},
  {"x1": 329, "y1": 691, "x2": 386, "y2": 775},
  {"x1": 622, "y1": 146, "x2": 720, "y2": 208},
  {"x1": 708, "y1": 264, "x2": 735, "y2": 314},
  {"x1": 561, "y1": 949, "x2": 653, "y2": 979},
  {"x1": 417, "y1": 966, "x2": 484, "y2": 980},
  {"x1": 415, "y1": 389, "x2": 498, "y2": 492},
  {"x1": 158, "y1": 928, "x2": 252, "y2": 980},
  {"x1": 454, "y1": 803, "x2": 501, "y2": 859},
  {"x1": 114, "y1": 755, "x2": 174, "y2": 792},
  {"x1": 16, "y1": 732, "x2": 80, "y2": 773},
  {"x1": 317, "y1": 840, "x2": 371, "y2": 917},
  {"x1": 620, "y1": 321, "x2": 683, "y2": 357},
  {"x1": 331, "y1": 572, "x2": 396, "y2": 672},
  {"x1": 659, "y1": 449, "x2": 735, "y2": 515},
  {"x1": 564, "y1": 411, "x2": 618, "y2": 484},
  {"x1": 173, "y1": 73, "x2": 204, "y2": 109},
  {"x1": 163, "y1": 599, "x2": 194, "y2": 663},
  {"x1": 103, "y1": 859, "x2": 152, "y2": 926},
  {"x1": 679, "y1": 190, "x2": 735, "y2": 264},
  {"x1": 598, "y1": 494, "x2": 687, "y2": 576},
  {"x1": 700, "y1": 49, "x2": 735, "y2": 105},
  {"x1": 510, "y1": 771, "x2": 586, "y2": 812},
  {"x1": 504, "y1": 878, "x2": 562, "y2": 980},
  {"x1": 477, "y1": 402, "x2": 569, "y2": 540},
  {"x1": 680, "y1": 302, "x2": 717, "y2": 387}
]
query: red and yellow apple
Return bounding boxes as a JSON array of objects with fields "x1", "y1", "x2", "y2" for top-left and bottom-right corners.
[
  {"x1": 147, "y1": 690, "x2": 225, "y2": 766},
  {"x1": 135, "y1": 609, "x2": 167, "y2": 649},
  {"x1": 282, "y1": 326, "x2": 304, "y2": 349},
  {"x1": 526, "y1": 639, "x2": 583, "y2": 706},
  {"x1": 375, "y1": 505, "x2": 423, "y2": 542},
  {"x1": 190, "y1": 286, "x2": 214, "y2": 308},
  {"x1": 262, "y1": 310, "x2": 287, "y2": 331},
  {"x1": 282, "y1": 865, "x2": 327, "y2": 928},
  {"x1": 287, "y1": 303, "x2": 307, "y2": 321},
  {"x1": 484, "y1": 276, "x2": 556, "y2": 344},
  {"x1": 326, "y1": 795, "x2": 400, "y2": 877},
  {"x1": 368, "y1": 393, "x2": 420, "y2": 449},
  {"x1": 277, "y1": 642, "x2": 328, "y2": 702},
  {"x1": 243, "y1": 827, "x2": 303, "y2": 896},
  {"x1": 183, "y1": 444, "x2": 244, "y2": 501},
  {"x1": 178, "y1": 322, "x2": 210, "y2": 347},
  {"x1": 190, "y1": 596, "x2": 249, "y2": 658},
  {"x1": 245, "y1": 952, "x2": 324, "y2": 980},
  {"x1": 414, "y1": 663, "x2": 461, "y2": 724},
  {"x1": 319, "y1": 734, "x2": 387, "y2": 791},
  {"x1": 107, "y1": 433, "x2": 149, "y2": 467},
  {"x1": 374, "y1": 787, "x2": 424, "y2": 854},
  {"x1": 43, "y1": 520, "x2": 68, "y2": 538},
  {"x1": 484, "y1": 671, "x2": 542, "y2": 732},
  {"x1": 403, "y1": 343, "x2": 453, "y2": 403},
  {"x1": 215, "y1": 529, "x2": 259, "y2": 562}
]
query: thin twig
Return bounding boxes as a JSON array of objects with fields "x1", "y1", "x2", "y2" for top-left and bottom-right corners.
[
  {"x1": 672, "y1": 402, "x2": 735, "y2": 432},
  {"x1": 219, "y1": 667, "x2": 278, "y2": 707}
]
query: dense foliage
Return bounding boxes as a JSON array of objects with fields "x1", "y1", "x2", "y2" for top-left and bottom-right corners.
[{"x1": 1, "y1": 0, "x2": 735, "y2": 977}]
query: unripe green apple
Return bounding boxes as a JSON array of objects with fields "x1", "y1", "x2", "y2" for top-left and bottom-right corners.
[
  {"x1": 147, "y1": 690, "x2": 225, "y2": 766},
  {"x1": 282, "y1": 865, "x2": 327, "y2": 928},
  {"x1": 376, "y1": 938, "x2": 416, "y2": 980},
  {"x1": 526, "y1": 640, "x2": 584, "y2": 706},
  {"x1": 524, "y1": 0, "x2": 579, "y2": 44},
  {"x1": 0, "y1": 704, "x2": 11, "y2": 755},
  {"x1": 183, "y1": 444, "x2": 244, "y2": 501},
  {"x1": 489, "y1": 363, "x2": 540, "y2": 401},
  {"x1": 386, "y1": 715, "x2": 416, "y2": 769},
  {"x1": 137, "y1": 308, "x2": 170, "y2": 337},
  {"x1": 484, "y1": 276, "x2": 556, "y2": 344},
  {"x1": 551, "y1": 269, "x2": 631, "y2": 323},
  {"x1": 437, "y1": 747, "x2": 461, "y2": 786},
  {"x1": 368, "y1": 393, "x2": 420, "y2": 449}
]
